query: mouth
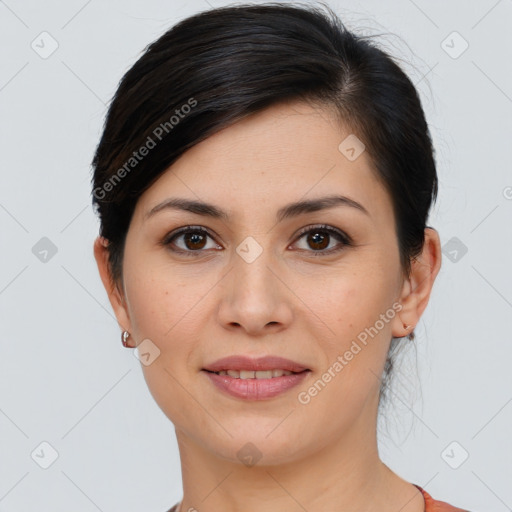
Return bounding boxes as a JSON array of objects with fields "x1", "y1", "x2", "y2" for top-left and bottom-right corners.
[
  {"x1": 202, "y1": 355, "x2": 310, "y2": 374},
  {"x1": 201, "y1": 355, "x2": 311, "y2": 399},
  {"x1": 201, "y1": 367, "x2": 311, "y2": 400},
  {"x1": 203, "y1": 368, "x2": 309, "y2": 379}
]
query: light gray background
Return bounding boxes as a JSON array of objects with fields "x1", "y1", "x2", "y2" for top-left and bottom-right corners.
[{"x1": 1, "y1": 0, "x2": 511, "y2": 511}]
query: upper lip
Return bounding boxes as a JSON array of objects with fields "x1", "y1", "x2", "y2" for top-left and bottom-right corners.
[{"x1": 203, "y1": 355, "x2": 310, "y2": 373}]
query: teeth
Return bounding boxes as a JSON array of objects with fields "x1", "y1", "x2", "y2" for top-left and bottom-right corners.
[{"x1": 216, "y1": 369, "x2": 294, "y2": 379}]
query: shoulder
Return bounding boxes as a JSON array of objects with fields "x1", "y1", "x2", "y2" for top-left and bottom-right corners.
[
  {"x1": 414, "y1": 485, "x2": 473, "y2": 512},
  {"x1": 165, "y1": 490, "x2": 475, "y2": 512}
]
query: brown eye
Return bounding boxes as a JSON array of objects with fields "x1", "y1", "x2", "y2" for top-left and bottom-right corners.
[
  {"x1": 163, "y1": 226, "x2": 220, "y2": 255},
  {"x1": 293, "y1": 224, "x2": 351, "y2": 256},
  {"x1": 306, "y1": 230, "x2": 330, "y2": 250},
  {"x1": 182, "y1": 231, "x2": 207, "y2": 250}
]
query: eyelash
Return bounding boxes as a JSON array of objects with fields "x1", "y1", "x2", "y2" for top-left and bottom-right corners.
[{"x1": 161, "y1": 224, "x2": 352, "y2": 258}]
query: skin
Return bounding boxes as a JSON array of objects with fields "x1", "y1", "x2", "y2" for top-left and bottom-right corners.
[{"x1": 95, "y1": 100, "x2": 441, "y2": 512}]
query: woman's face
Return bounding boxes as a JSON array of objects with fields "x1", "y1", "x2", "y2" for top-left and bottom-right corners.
[{"x1": 102, "y1": 101, "x2": 418, "y2": 464}]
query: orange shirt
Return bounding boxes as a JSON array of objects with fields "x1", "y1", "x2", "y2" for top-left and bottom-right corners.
[
  {"x1": 415, "y1": 485, "x2": 469, "y2": 511},
  {"x1": 166, "y1": 486, "x2": 470, "y2": 512}
]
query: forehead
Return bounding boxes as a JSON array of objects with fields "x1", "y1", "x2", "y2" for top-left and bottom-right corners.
[{"x1": 134, "y1": 101, "x2": 393, "y2": 224}]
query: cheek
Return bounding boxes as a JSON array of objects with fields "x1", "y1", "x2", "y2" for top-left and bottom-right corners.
[
  {"x1": 122, "y1": 259, "x2": 207, "y2": 421},
  {"x1": 325, "y1": 265, "x2": 399, "y2": 334},
  {"x1": 125, "y1": 272, "x2": 172, "y2": 339},
  {"x1": 313, "y1": 257, "x2": 401, "y2": 383},
  {"x1": 122, "y1": 253, "x2": 218, "y2": 385},
  {"x1": 123, "y1": 250, "x2": 200, "y2": 340}
]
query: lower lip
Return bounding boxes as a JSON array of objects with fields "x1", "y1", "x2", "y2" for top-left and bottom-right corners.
[{"x1": 202, "y1": 370, "x2": 310, "y2": 400}]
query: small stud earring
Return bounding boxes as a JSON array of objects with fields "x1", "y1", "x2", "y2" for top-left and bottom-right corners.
[{"x1": 121, "y1": 330, "x2": 131, "y2": 348}]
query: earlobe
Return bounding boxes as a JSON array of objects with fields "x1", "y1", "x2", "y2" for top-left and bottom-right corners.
[
  {"x1": 391, "y1": 228, "x2": 442, "y2": 338},
  {"x1": 93, "y1": 236, "x2": 133, "y2": 336}
]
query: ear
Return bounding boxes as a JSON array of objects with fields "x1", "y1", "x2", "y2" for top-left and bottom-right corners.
[
  {"x1": 93, "y1": 236, "x2": 134, "y2": 346},
  {"x1": 391, "y1": 228, "x2": 442, "y2": 338}
]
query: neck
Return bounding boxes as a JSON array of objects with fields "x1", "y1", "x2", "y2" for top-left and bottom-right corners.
[{"x1": 173, "y1": 395, "x2": 423, "y2": 512}]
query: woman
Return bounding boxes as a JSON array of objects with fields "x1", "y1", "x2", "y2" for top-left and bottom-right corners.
[{"x1": 91, "y1": 3, "x2": 469, "y2": 511}]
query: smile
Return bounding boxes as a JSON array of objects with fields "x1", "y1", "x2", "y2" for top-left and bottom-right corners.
[
  {"x1": 209, "y1": 369, "x2": 296, "y2": 379},
  {"x1": 202, "y1": 369, "x2": 310, "y2": 400}
]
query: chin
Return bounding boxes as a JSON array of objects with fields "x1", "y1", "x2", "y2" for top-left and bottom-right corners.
[{"x1": 199, "y1": 425, "x2": 315, "y2": 467}]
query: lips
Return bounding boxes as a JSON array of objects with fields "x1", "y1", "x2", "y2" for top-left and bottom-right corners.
[
  {"x1": 202, "y1": 355, "x2": 309, "y2": 373},
  {"x1": 203, "y1": 364, "x2": 311, "y2": 400}
]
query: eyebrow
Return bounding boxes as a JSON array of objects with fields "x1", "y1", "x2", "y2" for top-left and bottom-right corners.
[{"x1": 145, "y1": 194, "x2": 370, "y2": 222}]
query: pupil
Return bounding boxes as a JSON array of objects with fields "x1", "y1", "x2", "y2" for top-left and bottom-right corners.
[
  {"x1": 186, "y1": 232, "x2": 206, "y2": 250},
  {"x1": 309, "y1": 231, "x2": 328, "y2": 250}
]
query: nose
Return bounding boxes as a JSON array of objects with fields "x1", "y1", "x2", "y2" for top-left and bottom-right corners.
[{"x1": 216, "y1": 244, "x2": 294, "y2": 336}]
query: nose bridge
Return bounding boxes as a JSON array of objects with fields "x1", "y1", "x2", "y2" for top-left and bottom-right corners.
[
  {"x1": 232, "y1": 234, "x2": 279, "y2": 299},
  {"x1": 217, "y1": 233, "x2": 292, "y2": 332}
]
